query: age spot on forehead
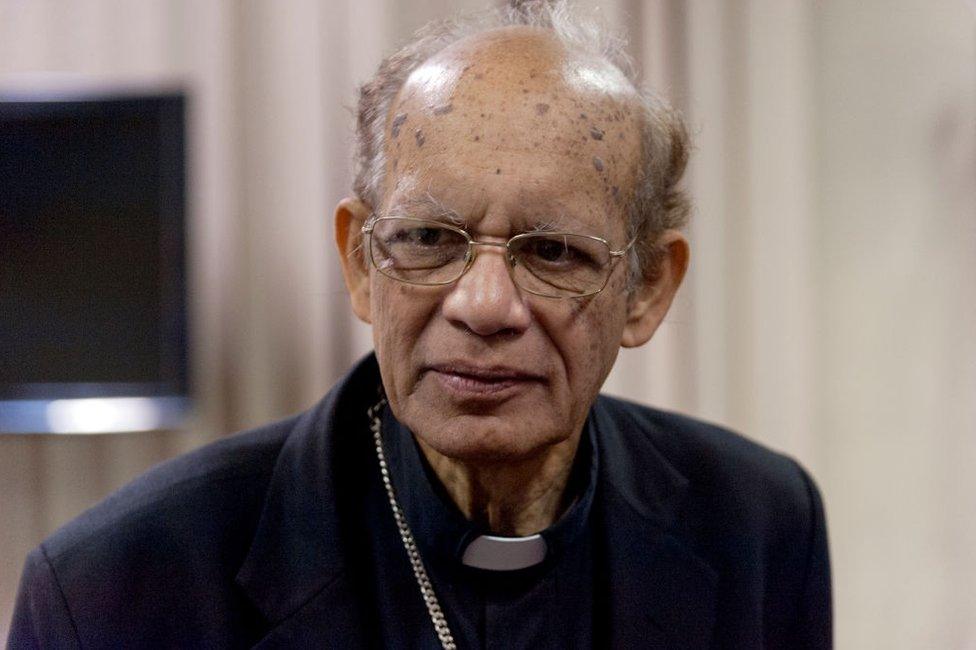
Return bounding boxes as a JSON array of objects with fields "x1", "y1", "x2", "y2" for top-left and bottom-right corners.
[
  {"x1": 414, "y1": 128, "x2": 426, "y2": 148},
  {"x1": 593, "y1": 156, "x2": 605, "y2": 172},
  {"x1": 535, "y1": 103, "x2": 550, "y2": 115},
  {"x1": 391, "y1": 113, "x2": 407, "y2": 138},
  {"x1": 590, "y1": 126, "x2": 604, "y2": 141}
]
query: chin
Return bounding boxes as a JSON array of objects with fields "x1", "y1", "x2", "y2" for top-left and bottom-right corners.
[{"x1": 412, "y1": 415, "x2": 566, "y2": 464}]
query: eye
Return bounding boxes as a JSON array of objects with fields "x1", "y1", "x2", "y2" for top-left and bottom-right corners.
[
  {"x1": 532, "y1": 238, "x2": 567, "y2": 262},
  {"x1": 371, "y1": 218, "x2": 469, "y2": 273},
  {"x1": 410, "y1": 226, "x2": 446, "y2": 246},
  {"x1": 383, "y1": 223, "x2": 451, "y2": 247},
  {"x1": 521, "y1": 236, "x2": 591, "y2": 266}
]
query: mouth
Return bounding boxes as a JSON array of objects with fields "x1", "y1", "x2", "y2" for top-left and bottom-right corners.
[{"x1": 425, "y1": 362, "x2": 544, "y2": 398}]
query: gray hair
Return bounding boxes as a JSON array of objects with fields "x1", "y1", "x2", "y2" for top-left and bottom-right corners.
[{"x1": 353, "y1": 0, "x2": 690, "y2": 280}]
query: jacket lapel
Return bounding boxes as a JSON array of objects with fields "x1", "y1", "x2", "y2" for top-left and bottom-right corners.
[
  {"x1": 249, "y1": 572, "x2": 364, "y2": 648},
  {"x1": 593, "y1": 399, "x2": 718, "y2": 649},
  {"x1": 234, "y1": 357, "x2": 382, "y2": 647}
]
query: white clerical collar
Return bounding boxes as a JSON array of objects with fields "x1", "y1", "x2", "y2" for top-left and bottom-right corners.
[{"x1": 461, "y1": 534, "x2": 548, "y2": 571}]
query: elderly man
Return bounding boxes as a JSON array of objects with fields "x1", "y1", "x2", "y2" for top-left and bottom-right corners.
[{"x1": 10, "y1": 2, "x2": 830, "y2": 648}]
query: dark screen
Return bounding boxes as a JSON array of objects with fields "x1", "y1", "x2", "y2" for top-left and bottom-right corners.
[{"x1": 0, "y1": 95, "x2": 186, "y2": 398}]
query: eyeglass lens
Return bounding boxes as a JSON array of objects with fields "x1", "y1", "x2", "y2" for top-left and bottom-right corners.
[{"x1": 368, "y1": 217, "x2": 614, "y2": 297}]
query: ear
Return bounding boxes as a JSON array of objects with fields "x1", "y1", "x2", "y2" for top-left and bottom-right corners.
[
  {"x1": 334, "y1": 197, "x2": 373, "y2": 324},
  {"x1": 620, "y1": 230, "x2": 690, "y2": 348}
]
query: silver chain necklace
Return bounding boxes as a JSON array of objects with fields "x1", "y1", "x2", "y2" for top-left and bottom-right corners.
[{"x1": 368, "y1": 397, "x2": 457, "y2": 650}]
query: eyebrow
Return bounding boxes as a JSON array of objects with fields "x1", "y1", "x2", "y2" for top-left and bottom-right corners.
[
  {"x1": 525, "y1": 218, "x2": 562, "y2": 233},
  {"x1": 385, "y1": 193, "x2": 590, "y2": 235},
  {"x1": 385, "y1": 193, "x2": 465, "y2": 226}
]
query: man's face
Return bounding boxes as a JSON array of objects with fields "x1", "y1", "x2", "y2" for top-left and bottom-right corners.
[{"x1": 345, "y1": 29, "x2": 665, "y2": 462}]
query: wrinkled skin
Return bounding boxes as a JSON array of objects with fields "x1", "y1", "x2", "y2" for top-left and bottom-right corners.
[{"x1": 336, "y1": 27, "x2": 688, "y2": 533}]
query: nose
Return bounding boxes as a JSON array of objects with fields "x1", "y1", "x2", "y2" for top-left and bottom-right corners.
[{"x1": 441, "y1": 242, "x2": 531, "y2": 337}]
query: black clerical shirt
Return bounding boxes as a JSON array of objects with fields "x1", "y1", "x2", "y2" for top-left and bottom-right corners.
[{"x1": 359, "y1": 406, "x2": 599, "y2": 649}]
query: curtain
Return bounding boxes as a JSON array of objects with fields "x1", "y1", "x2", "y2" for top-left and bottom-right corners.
[{"x1": 1, "y1": 1, "x2": 974, "y2": 646}]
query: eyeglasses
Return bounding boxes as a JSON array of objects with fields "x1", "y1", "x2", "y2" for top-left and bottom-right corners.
[{"x1": 361, "y1": 216, "x2": 634, "y2": 299}]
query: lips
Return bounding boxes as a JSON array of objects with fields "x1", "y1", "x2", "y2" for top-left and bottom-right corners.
[{"x1": 426, "y1": 362, "x2": 543, "y2": 398}]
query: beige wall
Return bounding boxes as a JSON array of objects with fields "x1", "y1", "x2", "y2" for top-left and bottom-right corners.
[{"x1": 1, "y1": 1, "x2": 974, "y2": 646}]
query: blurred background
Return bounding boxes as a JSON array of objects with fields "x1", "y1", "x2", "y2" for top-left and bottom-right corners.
[{"x1": 1, "y1": 0, "x2": 974, "y2": 646}]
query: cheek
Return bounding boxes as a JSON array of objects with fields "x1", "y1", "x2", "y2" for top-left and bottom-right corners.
[
  {"x1": 370, "y1": 281, "x2": 418, "y2": 412},
  {"x1": 546, "y1": 290, "x2": 628, "y2": 396},
  {"x1": 372, "y1": 281, "x2": 413, "y2": 347},
  {"x1": 577, "y1": 309, "x2": 625, "y2": 381},
  {"x1": 369, "y1": 279, "x2": 441, "y2": 384}
]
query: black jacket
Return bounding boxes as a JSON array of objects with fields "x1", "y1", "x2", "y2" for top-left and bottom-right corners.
[{"x1": 9, "y1": 354, "x2": 831, "y2": 648}]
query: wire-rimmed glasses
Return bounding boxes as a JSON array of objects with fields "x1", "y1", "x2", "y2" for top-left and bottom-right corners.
[{"x1": 362, "y1": 216, "x2": 633, "y2": 299}]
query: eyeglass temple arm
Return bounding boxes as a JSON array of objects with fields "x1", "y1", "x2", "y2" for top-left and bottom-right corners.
[{"x1": 609, "y1": 237, "x2": 638, "y2": 257}]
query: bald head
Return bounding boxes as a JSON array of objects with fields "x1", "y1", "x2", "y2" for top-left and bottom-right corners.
[
  {"x1": 382, "y1": 28, "x2": 644, "y2": 230},
  {"x1": 399, "y1": 26, "x2": 638, "y2": 110}
]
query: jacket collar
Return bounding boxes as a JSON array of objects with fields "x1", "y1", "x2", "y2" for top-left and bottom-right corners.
[{"x1": 234, "y1": 355, "x2": 717, "y2": 647}]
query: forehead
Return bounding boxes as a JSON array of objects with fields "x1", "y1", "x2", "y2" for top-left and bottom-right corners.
[{"x1": 381, "y1": 27, "x2": 643, "y2": 237}]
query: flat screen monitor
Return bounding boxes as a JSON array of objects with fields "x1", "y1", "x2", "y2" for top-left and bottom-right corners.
[{"x1": 0, "y1": 92, "x2": 189, "y2": 433}]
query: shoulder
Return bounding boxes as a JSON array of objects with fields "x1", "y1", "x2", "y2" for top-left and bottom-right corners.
[
  {"x1": 593, "y1": 395, "x2": 832, "y2": 644},
  {"x1": 8, "y1": 415, "x2": 307, "y2": 646},
  {"x1": 9, "y1": 355, "x2": 388, "y2": 646},
  {"x1": 40, "y1": 416, "x2": 297, "y2": 566},
  {"x1": 31, "y1": 353, "x2": 383, "y2": 587},
  {"x1": 593, "y1": 394, "x2": 822, "y2": 534}
]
